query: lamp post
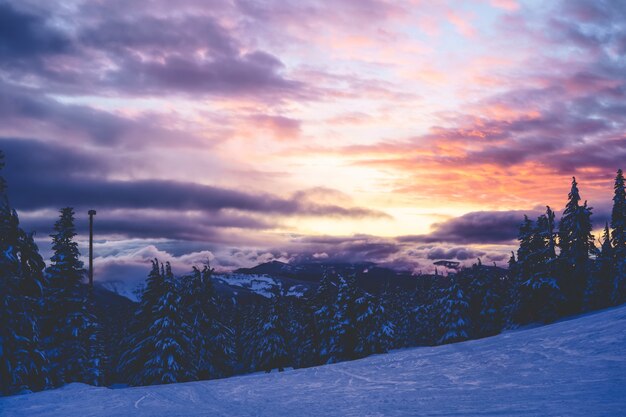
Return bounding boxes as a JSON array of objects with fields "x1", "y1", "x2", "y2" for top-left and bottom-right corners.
[{"x1": 88, "y1": 210, "x2": 96, "y2": 287}]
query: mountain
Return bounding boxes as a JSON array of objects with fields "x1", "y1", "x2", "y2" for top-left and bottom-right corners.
[
  {"x1": 101, "y1": 260, "x2": 434, "y2": 302},
  {"x1": 233, "y1": 260, "x2": 429, "y2": 295},
  {"x1": 3, "y1": 304, "x2": 624, "y2": 416}
]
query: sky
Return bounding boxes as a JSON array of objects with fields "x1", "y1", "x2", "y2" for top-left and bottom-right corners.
[{"x1": 1, "y1": 0, "x2": 625, "y2": 285}]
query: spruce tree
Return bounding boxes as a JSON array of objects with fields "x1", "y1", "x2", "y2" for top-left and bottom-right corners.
[
  {"x1": 44, "y1": 207, "x2": 100, "y2": 387},
  {"x1": 611, "y1": 169, "x2": 626, "y2": 304},
  {"x1": 0, "y1": 151, "x2": 48, "y2": 395},
  {"x1": 516, "y1": 208, "x2": 563, "y2": 323},
  {"x1": 143, "y1": 263, "x2": 195, "y2": 385},
  {"x1": 182, "y1": 264, "x2": 233, "y2": 380},
  {"x1": 558, "y1": 178, "x2": 596, "y2": 314},
  {"x1": 477, "y1": 274, "x2": 503, "y2": 337},
  {"x1": 256, "y1": 289, "x2": 290, "y2": 373},
  {"x1": 357, "y1": 292, "x2": 394, "y2": 355},
  {"x1": 312, "y1": 271, "x2": 336, "y2": 364},
  {"x1": 118, "y1": 259, "x2": 165, "y2": 385},
  {"x1": 586, "y1": 223, "x2": 613, "y2": 310},
  {"x1": 330, "y1": 276, "x2": 359, "y2": 362},
  {"x1": 282, "y1": 295, "x2": 316, "y2": 369},
  {"x1": 437, "y1": 278, "x2": 470, "y2": 345}
]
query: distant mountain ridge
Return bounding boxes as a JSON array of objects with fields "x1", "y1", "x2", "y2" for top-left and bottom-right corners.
[{"x1": 100, "y1": 259, "x2": 502, "y2": 302}]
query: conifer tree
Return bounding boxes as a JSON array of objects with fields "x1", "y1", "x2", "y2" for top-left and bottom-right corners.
[
  {"x1": 477, "y1": 274, "x2": 503, "y2": 337},
  {"x1": 286, "y1": 297, "x2": 316, "y2": 368},
  {"x1": 357, "y1": 293, "x2": 394, "y2": 355},
  {"x1": 438, "y1": 278, "x2": 470, "y2": 344},
  {"x1": 182, "y1": 264, "x2": 233, "y2": 379},
  {"x1": 586, "y1": 223, "x2": 613, "y2": 310},
  {"x1": 516, "y1": 208, "x2": 563, "y2": 323},
  {"x1": 0, "y1": 151, "x2": 48, "y2": 395},
  {"x1": 558, "y1": 178, "x2": 596, "y2": 313},
  {"x1": 44, "y1": 208, "x2": 100, "y2": 387},
  {"x1": 256, "y1": 289, "x2": 290, "y2": 373},
  {"x1": 118, "y1": 259, "x2": 165, "y2": 385},
  {"x1": 330, "y1": 276, "x2": 359, "y2": 362},
  {"x1": 143, "y1": 262, "x2": 195, "y2": 385},
  {"x1": 383, "y1": 285, "x2": 411, "y2": 348},
  {"x1": 611, "y1": 169, "x2": 626, "y2": 304},
  {"x1": 312, "y1": 271, "x2": 336, "y2": 364}
]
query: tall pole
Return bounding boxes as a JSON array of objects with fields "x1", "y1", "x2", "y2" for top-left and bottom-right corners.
[{"x1": 88, "y1": 210, "x2": 96, "y2": 287}]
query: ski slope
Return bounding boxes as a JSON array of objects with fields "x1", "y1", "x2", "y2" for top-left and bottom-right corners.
[{"x1": 2, "y1": 306, "x2": 625, "y2": 417}]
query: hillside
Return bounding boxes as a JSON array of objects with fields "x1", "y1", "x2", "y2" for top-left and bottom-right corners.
[{"x1": 2, "y1": 304, "x2": 625, "y2": 416}]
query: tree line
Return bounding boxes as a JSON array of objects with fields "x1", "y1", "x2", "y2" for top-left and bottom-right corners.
[{"x1": 1, "y1": 148, "x2": 625, "y2": 395}]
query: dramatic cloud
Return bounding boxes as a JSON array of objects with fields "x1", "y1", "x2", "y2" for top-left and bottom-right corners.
[
  {"x1": 1, "y1": 0, "x2": 623, "y2": 283},
  {"x1": 0, "y1": 2, "x2": 70, "y2": 59},
  {"x1": 397, "y1": 210, "x2": 538, "y2": 245}
]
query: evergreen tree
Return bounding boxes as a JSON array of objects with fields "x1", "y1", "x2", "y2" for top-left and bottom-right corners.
[
  {"x1": 239, "y1": 303, "x2": 264, "y2": 373},
  {"x1": 516, "y1": 208, "x2": 563, "y2": 323},
  {"x1": 0, "y1": 151, "x2": 48, "y2": 395},
  {"x1": 182, "y1": 264, "x2": 234, "y2": 380},
  {"x1": 357, "y1": 292, "x2": 394, "y2": 355},
  {"x1": 255, "y1": 289, "x2": 290, "y2": 373},
  {"x1": 558, "y1": 179, "x2": 596, "y2": 314},
  {"x1": 143, "y1": 263, "x2": 195, "y2": 385},
  {"x1": 383, "y1": 285, "x2": 412, "y2": 348},
  {"x1": 586, "y1": 223, "x2": 613, "y2": 310},
  {"x1": 412, "y1": 303, "x2": 436, "y2": 346},
  {"x1": 330, "y1": 276, "x2": 359, "y2": 362},
  {"x1": 119, "y1": 259, "x2": 166, "y2": 385},
  {"x1": 82, "y1": 292, "x2": 105, "y2": 386},
  {"x1": 312, "y1": 271, "x2": 336, "y2": 364},
  {"x1": 437, "y1": 278, "x2": 470, "y2": 345},
  {"x1": 477, "y1": 273, "x2": 503, "y2": 337},
  {"x1": 611, "y1": 169, "x2": 626, "y2": 304},
  {"x1": 43, "y1": 208, "x2": 100, "y2": 387}
]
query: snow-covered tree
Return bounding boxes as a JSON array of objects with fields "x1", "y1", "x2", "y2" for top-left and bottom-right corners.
[
  {"x1": 382, "y1": 285, "x2": 412, "y2": 348},
  {"x1": 0, "y1": 152, "x2": 48, "y2": 395},
  {"x1": 611, "y1": 169, "x2": 626, "y2": 304},
  {"x1": 356, "y1": 292, "x2": 394, "y2": 355},
  {"x1": 312, "y1": 271, "x2": 336, "y2": 364},
  {"x1": 585, "y1": 223, "x2": 613, "y2": 310},
  {"x1": 118, "y1": 258, "x2": 165, "y2": 382},
  {"x1": 82, "y1": 293, "x2": 105, "y2": 386},
  {"x1": 182, "y1": 264, "x2": 234, "y2": 379},
  {"x1": 43, "y1": 207, "x2": 101, "y2": 387},
  {"x1": 515, "y1": 208, "x2": 563, "y2": 324},
  {"x1": 143, "y1": 262, "x2": 196, "y2": 385},
  {"x1": 477, "y1": 274, "x2": 503, "y2": 337},
  {"x1": 255, "y1": 289, "x2": 290, "y2": 373},
  {"x1": 330, "y1": 276, "x2": 359, "y2": 362},
  {"x1": 437, "y1": 278, "x2": 470, "y2": 344},
  {"x1": 285, "y1": 297, "x2": 317, "y2": 369},
  {"x1": 558, "y1": 178, "x2": 596, "y2": 314}
]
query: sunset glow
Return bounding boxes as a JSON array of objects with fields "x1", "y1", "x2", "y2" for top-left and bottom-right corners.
[{"x1": 1, "y1": 0, "x2": 624, "y2": 281}]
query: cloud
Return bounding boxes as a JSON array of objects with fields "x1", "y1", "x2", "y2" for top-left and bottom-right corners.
[
  {"x1": 1, "y1": 138, "x2": 390, "y2": 243},
  {"x1": 105, "y1": 50, "x2": 299, "y2": 96},
  {"x1": 0, "y1": 81, "x2": 210, "y2": 148},
  {"x1": 0, "y1": 2, "x2": 303, "y2": 99},
  {"x1": 0, "y1": 2, "x2": 71, "y2": 59},
  {"x1": 426, "y1": 246, "x2": 485, "y2": 261},
  {"x1": 400, "y1": 210, "x2": 540, "y2": 244}
]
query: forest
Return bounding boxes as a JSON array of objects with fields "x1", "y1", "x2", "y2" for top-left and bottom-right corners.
[{"x1": 1, "y1": 149, "x2": 625, "y2": 396}]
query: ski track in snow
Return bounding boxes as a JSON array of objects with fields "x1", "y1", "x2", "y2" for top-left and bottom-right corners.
[{"x1": 2, "y1": 306, "x2": 626, "y2": 417}]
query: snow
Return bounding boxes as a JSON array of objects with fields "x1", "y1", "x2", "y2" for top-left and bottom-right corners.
[
  {"x1": 214, "y1": 274, "x2": 307, "y2": 298},
  {"x1": 216, "y1": 273, "x2": 279, "y2": 298},
  {"x1": 3, "y1": 305, "x2": 626, "y2": 416}
]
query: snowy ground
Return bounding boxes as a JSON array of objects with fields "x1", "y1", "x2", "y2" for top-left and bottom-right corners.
[
  {"x1": 3, "y1": 306, "x2": 625, "y2": 417},
  {"x1": 215, "y1": 273, "x2": 309, "y2": 298}
]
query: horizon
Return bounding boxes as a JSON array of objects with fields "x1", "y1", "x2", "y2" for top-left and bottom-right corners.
[{"x1": 1, "y1": 0, "x2": 625, "y2": 285}]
